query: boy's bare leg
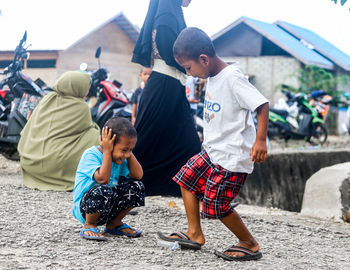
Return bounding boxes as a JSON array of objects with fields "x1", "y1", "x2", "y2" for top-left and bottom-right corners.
[
  {"x1": 220, "y1": 209, "x2": 260, "y2": 257},
  {"x1": 170, "y1": 186, "x2": 205, "y2": 245},
  {"x1": 106, "y1": 207, "x2": 138, "y2": 234},
  {"x1": 84, "y1": 212, "x2": 104, "y2": 238}
]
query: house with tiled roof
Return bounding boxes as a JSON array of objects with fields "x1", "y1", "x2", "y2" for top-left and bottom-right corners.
[
  {"x1": 0, "y1": 13, "x2": 141, "y2": 91},
  {"x1": 57, "y1": 12, "x2": 141, "y2": 91}
]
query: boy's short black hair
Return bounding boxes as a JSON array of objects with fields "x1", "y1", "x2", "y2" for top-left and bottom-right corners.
[
  {"x1": 104, "y1": 117, "x2": 137, "y2": 144},
  {"x1": 173, "y1": 27, "x2": 216, "y2": 61}
]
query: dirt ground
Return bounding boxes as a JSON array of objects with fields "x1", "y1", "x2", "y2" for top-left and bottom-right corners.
[
  {"x1": 267, "y1": 134, "x2": 350, "y2": 152},
  {"x1": 0, "y1": 136, "x2": 350, "y2": 269}
]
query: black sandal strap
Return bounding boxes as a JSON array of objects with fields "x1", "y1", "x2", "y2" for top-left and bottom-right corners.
[{"x1": 224, "y1": 245, "x2": 258, "y2": 255}]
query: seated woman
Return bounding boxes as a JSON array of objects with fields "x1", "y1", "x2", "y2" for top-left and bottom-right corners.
[{"x1": 18, "y1": 71, "x2": 100, "y2": 191}]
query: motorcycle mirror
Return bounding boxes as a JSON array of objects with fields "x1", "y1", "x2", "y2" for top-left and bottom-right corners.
[
  {"x1": 113, "y1": 79, "x2": 123, "y2": 88},
  {"x1": 22, "y1": 31, "x2": 27, "y2": 43},
  {"x1": 95, "y1": 46, "x2": 102, "y2": 59},
  {"x1": 80, "y1": 62, "x2": 88, "y2": 71}
]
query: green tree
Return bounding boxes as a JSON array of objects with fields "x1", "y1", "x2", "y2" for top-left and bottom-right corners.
[
  {"x1": 331, "y1": 0, "x2": 349, "y2": 7},
  {"x1": 278, "y1": 65, "x2": 350, "y2": 106}
]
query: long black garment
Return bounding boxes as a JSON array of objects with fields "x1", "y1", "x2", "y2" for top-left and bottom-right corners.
[
  {"x1": 134, "y1": 71, "x2": 200, "y2": 196},
  {"x1": 132, "y1": 0, "x2": 201, "y2": 196}
]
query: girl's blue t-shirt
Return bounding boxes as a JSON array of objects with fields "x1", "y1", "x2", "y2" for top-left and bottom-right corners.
[{"x1": 72, "y1": 146, "x2": 129, "y2": 224}]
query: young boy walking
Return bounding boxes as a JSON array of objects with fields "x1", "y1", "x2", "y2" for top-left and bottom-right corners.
[
  {"x1": 131, "y1": 67, "x2": 152, "y2": 125},
  {"x1": 157, "y1": 27, "x2": 269, "y2": 261},
  {"x1": 73, "y1": 117, "x2": 145, "y2": 241}
]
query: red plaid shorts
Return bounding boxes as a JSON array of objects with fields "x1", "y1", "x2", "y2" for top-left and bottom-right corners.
[{"x1": 173, "y1": 149, "x2": 247, "y2": 219}]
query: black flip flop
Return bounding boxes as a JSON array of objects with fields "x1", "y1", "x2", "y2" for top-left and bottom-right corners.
[
  {"x1": 214, "y1": 245, "x2": 262, "y2": 261},
  {"x1": 157, "y1": 231, "x2": 202, "y2": 250}
]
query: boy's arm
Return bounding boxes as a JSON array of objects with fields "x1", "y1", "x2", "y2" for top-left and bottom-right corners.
[
  {"x1": 127, "y1": 152, "x2": 143, "y2": 180},
  {"x1": 250, "y1": 102, "x2": 269, "y2": 163},
  {"x1": 93, "y1": 127, "x2": 115, "y2": 184},
  {"x1": 131, "y1": 104, "x2": 137, "y2": 125},
  {"x1": 187, "y1": 98, "x2": 199, "y2": 104}
]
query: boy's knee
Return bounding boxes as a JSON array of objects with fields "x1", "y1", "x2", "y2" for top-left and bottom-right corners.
[
  {"x1": 128, "y1": 181, "x2": 146, "y2": 204},
  {"x1": 136, "y1": 181, "x2": 145, "y2": 192},
  {"x1": 129, "y1": 180, "x2": 145, "y2": 194},
  {"x1": 93, "y1": 184, "x2": 115, "y2": 197}
]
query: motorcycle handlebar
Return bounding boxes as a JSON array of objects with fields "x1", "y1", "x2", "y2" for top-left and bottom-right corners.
[
  {"x1": 91, "y1": 68, "x2": 108, "y2": 85},
  {"x1": 10, "y1": 32, "x2": 28, "y2": 72},
  {"x1": 281, "y1": 89, "x2": 294, "y2": 100},
  {"x1": 0, "y1": 78, "x2": 6, "y2": 89}
]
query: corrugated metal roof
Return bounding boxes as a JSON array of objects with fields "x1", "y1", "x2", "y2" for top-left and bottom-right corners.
[
  {"x1": 212, "y1": 16, "x2": 335, "y2": 70},
  {"x1": 275, "y1": 20, "x2": 350, "y2": 71}
]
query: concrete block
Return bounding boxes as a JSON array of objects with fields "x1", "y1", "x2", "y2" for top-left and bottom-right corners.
[
  {"x1": 241, "y1": 149, "x2": 350, "y2": 212},
  {"x1": 301, "y1": 162, "x2": 350, "y2": 222}
]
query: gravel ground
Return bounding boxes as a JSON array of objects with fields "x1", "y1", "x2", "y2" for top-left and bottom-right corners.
[{"x1": 1, "y1": 138, "x2": 350, "y2": 270}]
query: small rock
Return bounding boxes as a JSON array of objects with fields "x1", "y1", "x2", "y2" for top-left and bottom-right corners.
[{"x1": 168, "y1": 201, "x2": 177, "y2": 209}]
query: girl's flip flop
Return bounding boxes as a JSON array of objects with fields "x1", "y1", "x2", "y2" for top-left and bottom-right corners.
[
  {"x1": 104, "y1": 224, "x2": 142, "y2": 238},
  {"x1": 80, "y1": 227, "x2": 106, "y2": 241}
]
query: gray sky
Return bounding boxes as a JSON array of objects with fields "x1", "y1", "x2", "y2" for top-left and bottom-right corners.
[{"x1": 1, "y1": 0, "x2": 350, "y2": 55}]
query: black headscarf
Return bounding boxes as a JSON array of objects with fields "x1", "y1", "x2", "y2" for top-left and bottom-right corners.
[{"x1": 132, "y1": 0, "x2": 186, "y2": 67}]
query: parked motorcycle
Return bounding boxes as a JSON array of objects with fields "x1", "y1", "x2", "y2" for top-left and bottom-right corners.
[
  {"x1": 0, "y1": 31, "x2": 47, "y2": 160},
  {"x1": 339, "y1": 93, "x2": 350, "y2": 135},
  {"x1": 192, "y1": 78, "x2": 206, "y2": 142},
  {"x1": 88, "y1": 46, "x2": 131, "y2": 129},
  {"x1": 268, "y1": 90, "x2": 327, "y2": 145},
  {"x1": 194, "y1": 102, "x2": 204, "y2": 142},
  {"x1": 309, "y1": 90, "x2": 333, "y2": 121},
  {"x1": 273, "y1": 91, "x2": 299, "y2": 130}
]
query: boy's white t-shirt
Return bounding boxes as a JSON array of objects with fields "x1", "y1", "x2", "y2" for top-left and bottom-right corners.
[{"x1": 202, "y1": 63, "x2": 268, "y2": 174}]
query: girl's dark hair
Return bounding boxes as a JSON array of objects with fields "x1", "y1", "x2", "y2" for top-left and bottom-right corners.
[
  {"x1": 173, "y1": 27, "x2": 216, "y2": 60},
  {"x1": 104, "y1": 117, "x2": 137, "y2": 144}
]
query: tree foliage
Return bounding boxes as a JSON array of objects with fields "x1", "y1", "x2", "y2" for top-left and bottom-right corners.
[
  {"x1": 298, "y1": 66, "x2": 346, "y2": 93},
  {"x1": 331, "y1": 0, "x2": 348, "y2": 6},
  {"x1": 277, "y1": 65, "x2": 350, "y2": 106}
]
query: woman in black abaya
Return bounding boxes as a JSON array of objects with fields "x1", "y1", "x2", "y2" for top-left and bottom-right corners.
[{"x1": 132, "y1": 0, "x2": 201, "y2": 196}]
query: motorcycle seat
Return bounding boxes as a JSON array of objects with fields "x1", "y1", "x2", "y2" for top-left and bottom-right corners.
[{"x1": 270, "y1": 108, "x2": 289, "y2": 119}]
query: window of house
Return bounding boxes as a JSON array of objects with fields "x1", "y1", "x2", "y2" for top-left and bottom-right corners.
[
  {"x1": 0, "y1": 60, "x2": 13, "y2": 69},
  {"x1": 27, "y1": 59, "x2": 56, "y2": 68}
]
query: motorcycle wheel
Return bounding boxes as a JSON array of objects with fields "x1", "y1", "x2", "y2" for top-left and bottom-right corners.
[
  {"x1": 1, "y1": 150, "x2": 20, "y2": 161},
  {"x1": 308, "y1": 123, "x2": 327, "y2": 145},
  {"x1": 267, "y1": 121, "x2": 291, "y2": 141},
  {"x1": 96, "y1": 110, "x2": 113, "y2": 129}
]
